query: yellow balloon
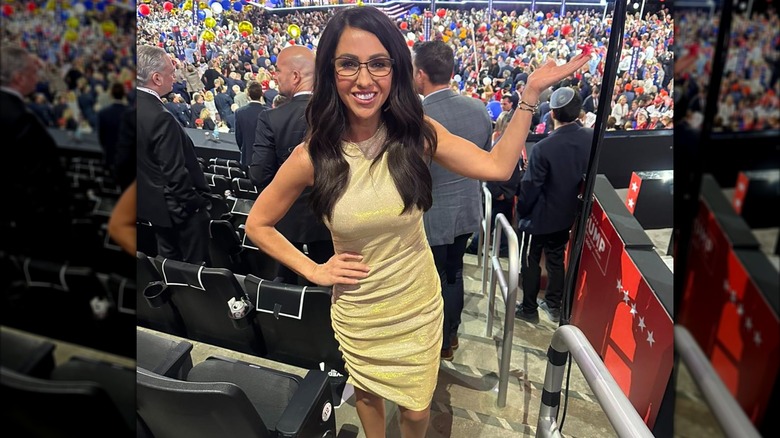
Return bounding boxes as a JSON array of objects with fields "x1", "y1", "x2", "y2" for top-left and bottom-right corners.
[
  {"x1": 238, "y1": 21, "x2": 253, "y2": 35},
  {"x1": 101, "y1": 20, "x2": 117, "y2": 36},
  {"x1": 46, "y1": 0, "x2": 56, "y2": 11},
  {"x1": 64, "y1": 29, "x2": 78, "y2": 42},
  {"x1": 204, "y1": 17, "x2": 216, "y2": 29},
  {"x1": 199, "y1": 2, "x2": 207, "y2": 10},
  {"x1": 287, "y1": 24, "x2": 301, "y2": 39},
  {"x1": 201, "y1": 29, "x2": 216, "y2": 42},
  {"x1": 182, "y1": 0, "x2": 192, "y2": 9},
  {"x1": 67, "y1": 16, "x2": 79, "y2": 29}
]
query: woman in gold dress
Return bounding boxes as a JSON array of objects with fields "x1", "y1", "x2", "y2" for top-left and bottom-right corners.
[{"x1": 244, "y1": 6, "x2": 588, "y2": 437}]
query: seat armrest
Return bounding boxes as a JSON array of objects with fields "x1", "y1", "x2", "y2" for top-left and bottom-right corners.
[{"x1": 275, "y1": 370, "x2": 336, "y2": 437}]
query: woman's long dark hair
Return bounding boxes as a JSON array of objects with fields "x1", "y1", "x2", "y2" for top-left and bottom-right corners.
[{"x1": 306, "y1": 6, "x2": 437, "y2": 222}]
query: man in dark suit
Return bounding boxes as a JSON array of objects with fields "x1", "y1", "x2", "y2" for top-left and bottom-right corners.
[
  {"x1": 250, "y1": 45, "x2": 332, "y2": 285},
  {"x1": 1, "y1": 46, "x2": 73, "y2": 259},
  {"x1": 136, "y1": 45, "x2": 212, "y2": 265},
  {"x1": 97, "y1": 82, "x2": 128, "y2": 175},
  {"x1": 582, "y1": 85, "x2": 599, "y2": 114},
  {"x1": 515, "y1": 87, "x2": 592, "y2": 324},
  {"x1": 234, "y1": 81, "x2": 265, "y2": 168},
  {"x1": 412, "y1": 41, "x2": 493, "y2": 361}
]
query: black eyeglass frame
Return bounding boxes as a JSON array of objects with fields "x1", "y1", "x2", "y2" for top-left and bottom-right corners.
[{"x1": 333, "y1": 57, "x2": 395, "y2": 77}]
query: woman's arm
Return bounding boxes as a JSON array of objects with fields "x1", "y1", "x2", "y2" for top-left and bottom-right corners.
[
  {"x1": 108, "y1": 181, "x2": 137, "y2": 256},
  {"x1": 431, "y1": 54, "x2": 589, "y2": 182},
  {"x1": 244, "y1": 145, "x2": 369, "y2": 286}
]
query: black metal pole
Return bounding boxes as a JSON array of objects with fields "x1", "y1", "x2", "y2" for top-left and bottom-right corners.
[{"x1": 560, "y1": 0, "x2": 627, "y2": 326}]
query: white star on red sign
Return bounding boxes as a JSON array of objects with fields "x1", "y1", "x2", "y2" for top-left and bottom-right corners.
[
  {"x1": 630, "y1": 303, "x2": 637, "y2": 316},
  {"x1": 638, "y1": 316, "x2": 646, "y2": 332},
  {"x1": 745, "y1": 317, "x2": 753, "y2": 330},
  {"x1": 627, "y1": 198, "x2": 635, "y2": 208},
  {"x1": 647, "y1": 331, "x2": 655, "y2": 347},
  {"x1": 623, "y1": 290, "x2": 630, "y2": 304},
  {"x1": 617, "y1": 279, "x2": 622, "y2": 292},
  {"x1": 754, "y1": 331, "x2": 762, "y2": 346},
  {"x1": 631, "y1": 182, "x2": 639, "y2": 192}
]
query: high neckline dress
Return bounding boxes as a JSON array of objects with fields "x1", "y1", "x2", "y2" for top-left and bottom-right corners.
[{"x1": 326, "y1": 126, "x2": 443, "y2": 411}]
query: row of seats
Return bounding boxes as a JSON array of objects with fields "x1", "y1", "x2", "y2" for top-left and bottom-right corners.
[
  {"x1": 1, "y1": 328, "x2": 135, "y2": 437},
  {"x1": 136, "y1": 253, "x2": 345, "y2": 374},
  {"x1": 136, "y1": 328, "x2": 337, "y2": 438},
  {"x1": 1, "y1": 253, "x2": 135, "y2": 358}
]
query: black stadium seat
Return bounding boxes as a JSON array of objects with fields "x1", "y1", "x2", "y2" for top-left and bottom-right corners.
[
  {"x1": 0, "y1": 328, "x2": 55, "y2": 378},
  {"x1": 136, "y1": 328, "x2": 194, "y2": 379},
  {"x1": 137, "y1": 355, "x2": 336, "y2": 438}
]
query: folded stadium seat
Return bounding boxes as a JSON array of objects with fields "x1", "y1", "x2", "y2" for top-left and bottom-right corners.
[
  {"x1": 207, "y1": 164, "x2": 247, "y2": 180},
  {"x1": 231, "y1": 177, "x2": 260, "y2": 200},
  {"x1": 204, "y1": 172, "x2": 233, "y2": 198},
  {"x1": 0, "y1": 328, "x2": 55, "y2": 378},
  {"x1": 209, "y1": 157, "x2": 242, "y2": 169},
  {"x1": 2, "y1": 256, "x2": 113, "y2": 348},
  {"x1": 136, "y1": 252, "x2": 188, "y2": 337},
  {"x1": 237, "y1": 225, "x2": 280, "y2": 280},
  {"x1": 137, "y1": 355, "x2": 336, "y2": 438},
  {"x1": 1, "y1": 366, "x2": 134, "y2": 437},
  {"x1": 244, "y1": 275, "x2": 344, "y2": 374},
  {"x1": 154, "y1": 257, "x2": 266, "y2": 356},
  {"x1": 208, "y1": 219, "x2": 249, "y2": 275},
  {"x1": 136, "y1": 328, "x2": 194, "y2": 379},
  {"x1": 50, "y1": 356, "x2": 136, "y2": 433}
]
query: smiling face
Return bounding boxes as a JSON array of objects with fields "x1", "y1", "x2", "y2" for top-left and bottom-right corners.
[{"x1": 334, "y1": 26, "x2": 393, "y2": 129}]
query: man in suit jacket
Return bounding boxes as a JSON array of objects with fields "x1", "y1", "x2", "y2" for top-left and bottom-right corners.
[
  {"x1": 1, "y1": 46, "x2": 73, "y2": 259},
  {"x1": 515, "y1": 87, "x2": 592, "y2": 324},
  {"x1": 412, "y1": 41, "x2": 493, "y2": 360},
  {"x1": 250, "y1": 45, "x2": 332, "y2": 285},
  {"x1": 234, "y1": 81, "x2": 265, "y2": 168},
  {"x1": 97, "y1": 82, "x2": 129, "y2": 180},
  {"x1": 136, "y1": 45, "x2": 212, "y2": 265}
]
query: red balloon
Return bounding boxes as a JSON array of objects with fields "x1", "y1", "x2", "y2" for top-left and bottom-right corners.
[
  {"x1": 436, "y1": 8, "x2": 446, "y2": 18},
  {"x1": 400, "y1": 22, "x2": 408, "y2": 30},
  {"x1": 138, "y1": 4, "x2": 151, "y2": 16},
  {"x1": 406, "y1": 39, "x2": 414, "y2": 47},
  {"x1": 242, "y1": 31, "x2": 248, "y2": 37},
  {"x1": 26, "y1": 2, "x2": 36, "y2": 12},
  {"x1": 163, "y1": 1, "x2": 174, "y2": 12},
  {"x1": 2, "y1": 4, "x2": 14, "y2": 16},
  {"x1": 258, "y1": 48, "x2": 264, "y2": 55},
  {"x1": 289, "y1": 40, "x2": 295, "y2": 45}
]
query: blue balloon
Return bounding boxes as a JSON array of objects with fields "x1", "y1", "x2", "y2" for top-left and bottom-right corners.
[
  {"x1": 486, "y1": 23, "x2": 490, "y2": 31},
  {"x1": 221, "y1": 0, "x2": 231, "y2": 10},
  {"x1": 449, "y1": 22, "x2": 456, "y2": 30},
  {"x1": 84, "y1": 1, "x2": 94, "y2": 10},
  {"x1": 198, "y1": 10, "x2": 206, "y2": 20},
  {"x1": 270, "y1": 55, "x2": 277, "y2": 63},
  {"x1": 306, "y1": 43, "x2": 313, "y2": 49},
  {"x1": 96, "y1": 2, "x2": 106, "y2": 12},
  {"x1": 233, "y1": 2, "x2": 242, "y2": 11},
  {"x1": 410, "y1": 6, "x2": 421, "y2": 15}
]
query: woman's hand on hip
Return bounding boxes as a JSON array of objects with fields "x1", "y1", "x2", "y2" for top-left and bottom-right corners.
[{"x1": 309, "y1": 252, "x2": 370, "y2": 286}]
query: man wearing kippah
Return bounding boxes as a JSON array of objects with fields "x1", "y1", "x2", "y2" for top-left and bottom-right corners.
[{"x1": 514, "y1": 86, "x2": 592, "y2": 324}]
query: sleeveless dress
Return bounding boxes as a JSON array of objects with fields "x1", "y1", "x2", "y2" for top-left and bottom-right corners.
[{"x1": 326, "y1": 126, "x2": 443, "y2": 411}]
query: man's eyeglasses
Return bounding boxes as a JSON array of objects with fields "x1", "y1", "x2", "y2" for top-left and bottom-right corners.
[{"x1": 334, "y1": 57, "x2": 394, "y2": 77}]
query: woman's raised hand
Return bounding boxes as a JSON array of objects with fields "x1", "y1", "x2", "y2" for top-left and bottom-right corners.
[
  {"x1": 526, "y1": 52, "x2": 590, "y2": 97},
  {"x1": 309, "y1": 252, "x2": 370, "y2": 286}
]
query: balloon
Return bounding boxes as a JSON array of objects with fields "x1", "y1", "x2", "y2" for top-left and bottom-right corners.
[
  {"x1": 270, "y1": 55, "x2": 277, "y2": 63},
  {"x1": 203, "y1": 9, "x2": 212, "y2": 18},
  {"x1": 67, "y1": 16, "x2": 79, "y2": 29},
  {"x1": 287, "y1": 24, "x2": 301, "y2": 38},
  {"x1": 96, "y1": 1, "x2": 106, "y2": 12},
  {"x1": 436, "y1": 8, "x2": 446, "y2": 18},
  {"x1": 26, "y1": 2, "x2": 36, "y2": 13},
  {"x1": 407, "y1": 39, "x2": 414, "y2": 47},
  {"x1": 138, "y1": 4, "x2": 151, "y2": 16},
  {"x1": 483, "y1": 77, "x2": 491, "y2": 86},
  {"x1": 432, "y1": 16, "x2": 439, "y2": 23},
  {"x1": 449, "y1": 22, "x2": 456, "y2": 30},
  {"x1": 406, "y1": 32, "x2": 415, "y2": 41},
  {"x1": 163, "y1": 1, "x2": 174, "y2": 12},
  {"x1": 201, "y1": 29, "x2": 216, "y2": 41},
  {"x1": 221, "y1": 0, "x2": 230, "y2": 10},
  {"x1": 64, "y1": 29, "x2": 78, "y2": 42},
  {"x1": 238, "y1": 21, "x2": 253, "y2": 34},
  {"x1": 102, "y1": 20, "x2": 117, "y2": 36},
  {"x1": 1, "y1": 4, "x2": 13, "y2": 16},
  {"x1": 438, "y1": 25, "x2": 444, "y2": 33},
  {"x1": 211, "y1": 2, "x2": 222, "y2": 14},
  {"x1": 204, "y1": 17, "x2": 216, "y2": 28},
  {"x1": 233, "y1": 2, "x2": 242, "y2": 11},
  {"x1": 289, "y1": 40, "x2": 295, "y2": 45},
  {"x1": 72, "y1": 3, "x2": 85, "y2": 14},
  {"x1": 83, "y1": 1, "x2": 94, "y2": 10},
  {"x1": 242, "y1": 31, "x2": 248, "y2": 37},
  {"x1": 400, "y1": 22, "x2": 407, "y2": 30},
  {"x1": 197, "y1": 10, "x2": 205, "y2": 19}
]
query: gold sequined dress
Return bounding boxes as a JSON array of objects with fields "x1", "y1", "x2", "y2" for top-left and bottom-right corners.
[{"x1": 327, "y1": 126, "x2": 443, "y2": 411}]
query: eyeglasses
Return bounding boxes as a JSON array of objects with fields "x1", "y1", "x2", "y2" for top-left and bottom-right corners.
[{"x1": 334, "y1": 57, "x2": 394, "y2": 77}]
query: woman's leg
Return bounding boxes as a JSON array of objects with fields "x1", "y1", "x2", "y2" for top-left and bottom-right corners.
[
  {"x1": 398, "y1": 405, "x2": 431, "y2": 438},
  {"x1": 354, "y1": 387, "x2": 386, "y2": 438}
]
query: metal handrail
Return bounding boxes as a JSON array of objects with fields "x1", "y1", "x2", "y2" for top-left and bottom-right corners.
[
  {"x1": 674, "y1": 325, "x2": 761, "y2": 438},
  {"x1": 478, "y1": 184, "x2": 492, "y2": 297},
  {"x1": 484, "y1": 213, "x2": 518, "y2": 407},
  {"x1": 537, "y1": 325, "x2": 654, "y2": 438}
]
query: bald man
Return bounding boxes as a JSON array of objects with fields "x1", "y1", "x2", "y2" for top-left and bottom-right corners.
[{"x1": 249, "y1": 45, "x2": 333, "y2": 285}]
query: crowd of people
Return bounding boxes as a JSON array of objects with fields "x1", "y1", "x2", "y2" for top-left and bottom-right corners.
[{"x1": 131, "y1": 1, "x2": 674, "y2": 134}]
